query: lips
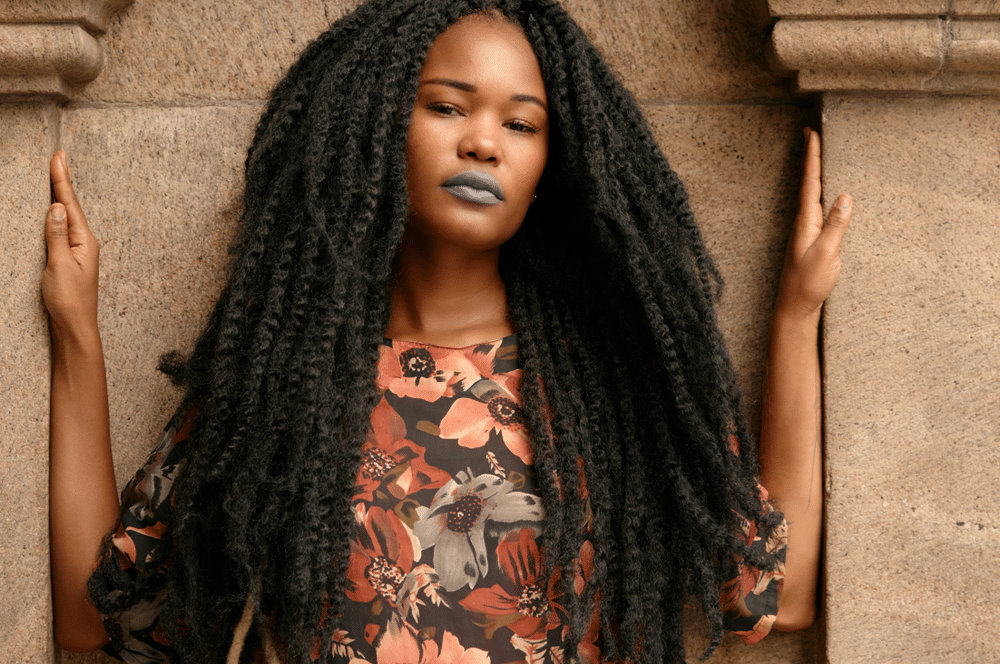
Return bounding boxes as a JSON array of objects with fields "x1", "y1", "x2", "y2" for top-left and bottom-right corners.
[{"x1": 441, "y1": 171, "x2": 505, "y2": 206}]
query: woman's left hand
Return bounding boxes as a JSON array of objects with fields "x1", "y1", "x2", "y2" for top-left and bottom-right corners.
[{"x1": 775, "y1": 128, "x2": 852, "y2": 323}]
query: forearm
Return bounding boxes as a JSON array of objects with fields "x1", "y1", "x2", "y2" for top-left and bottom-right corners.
[
  {"x1": 759, "y1": 309, "x2": 824, "y2": 631},
  {"x1": 49, "y1": 323, "x2": 117, "y2": 651}
]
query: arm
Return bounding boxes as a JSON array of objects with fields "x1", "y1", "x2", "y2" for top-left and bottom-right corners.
[
  {"x1": 759, "y1": 128, "x2": 851, "y2": 631},
  {"x1": 44, "y1": 151, "x2": 118, "y2": 651}
]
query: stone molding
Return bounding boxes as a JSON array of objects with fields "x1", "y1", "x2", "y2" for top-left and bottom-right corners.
[
  {"x1": 767, "y1": 3, "x2": 1000, "y2": 93},
  {"x1": 0, "y1": 0, "x2": 133, "y2": 100}
]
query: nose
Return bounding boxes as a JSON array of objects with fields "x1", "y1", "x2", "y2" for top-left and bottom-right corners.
[{"x1": 458, "y1": 117, "x2": 502, "y2": 163}]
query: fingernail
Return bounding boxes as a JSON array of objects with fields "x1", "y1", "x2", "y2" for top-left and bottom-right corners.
[
  {"x1": 836, "y1": 194, "x2": 851, "y2": 209},
  {"x1": 51, "y1": 207, "x2": 65, "y2": 223},
  {"x1": 60, "y1": 152, "x2": 68, "y2": 169}
]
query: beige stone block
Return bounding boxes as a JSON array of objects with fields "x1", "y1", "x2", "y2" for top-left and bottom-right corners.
[
  {"x1": 0, "y1": 101, "x2": 59, "y2": 663},
  {"x1": 822, "y1": 95, "x2": 1000, "y2": 661},
  {"x1": 0, "y1": 0, "x2": 133, "y2": 33},
  {"x1": 60, "y1": 104, "x2": 258, "y2": 485},
  {"x1": 528, "y1": 0, "x2": 790, "y2": 101},
  {"x1": 75, "y1": 0, "x2": 354, "y2": 103}
]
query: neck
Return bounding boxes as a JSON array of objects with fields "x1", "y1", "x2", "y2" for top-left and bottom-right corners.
[{"x1": 386, "y1": 231, "x2": 513, "y2": 347}]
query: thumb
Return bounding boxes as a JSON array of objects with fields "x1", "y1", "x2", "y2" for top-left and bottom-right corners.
[
  {"x1": 817, "y1": 193, "x2": 852, "y2": 252},
  {"x1": 45, "y1": 203, "x2": 71, "y2": 260}
]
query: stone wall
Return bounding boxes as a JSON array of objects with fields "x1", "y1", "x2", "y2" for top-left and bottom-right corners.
[{"x1": 2, "y1": 0, "x2": 995, "y2": 662}]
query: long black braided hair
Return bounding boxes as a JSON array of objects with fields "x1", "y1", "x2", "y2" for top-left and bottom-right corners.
[{"x1": 89, "y1": 1, "x2": 781, "y2": 661}]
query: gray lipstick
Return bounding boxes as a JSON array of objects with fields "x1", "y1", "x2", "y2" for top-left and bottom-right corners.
[{"x1": 442, "y1": 171, "x2": 505, "y2": 206}]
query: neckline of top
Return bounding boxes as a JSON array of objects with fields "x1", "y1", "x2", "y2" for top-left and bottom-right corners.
[{"x1": 382, "y1": 333, "x2": 518, "y2": 351}]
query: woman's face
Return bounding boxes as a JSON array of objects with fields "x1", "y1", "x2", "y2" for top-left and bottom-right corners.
[{"x1": 404, "y1": 15, "x2": 549, "y2": 253}]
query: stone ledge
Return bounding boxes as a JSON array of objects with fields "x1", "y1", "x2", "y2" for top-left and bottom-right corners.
[
  {"x1": 768, "y1": 0, "x2": 994, "y2": 18},
  {"x1": 0, "y1": 0, "x2": 132, "y2": 100},
  {"x1": 0, "y1": 25, "x2": 102, "y2": 100},
  {"x1": 769, "y1": 18, "x2": 1000, "y2": 93},
  {"x1": 0, "y1": 0, "x2": 133, "y2": 34}
]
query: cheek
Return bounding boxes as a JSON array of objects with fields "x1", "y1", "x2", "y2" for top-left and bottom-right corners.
[
  {"x1": 404, "y1": 122, "x2": 433, "y2": 187},
  {"x1": 523, "y1": 147, "x2": 548, "y2": 199}
]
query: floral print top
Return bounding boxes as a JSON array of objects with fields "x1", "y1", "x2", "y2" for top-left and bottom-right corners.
[{"x1": 93, "y1": 335, "x2": 785, "y2": 663}]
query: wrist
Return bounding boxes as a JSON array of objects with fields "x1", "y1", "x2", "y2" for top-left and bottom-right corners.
[
  {"x1": 49, "y1": 319, "x2": 103, "y2": 356},
  {"x1": 770, "y1": 305, "x2": 822, "y2": 339}
]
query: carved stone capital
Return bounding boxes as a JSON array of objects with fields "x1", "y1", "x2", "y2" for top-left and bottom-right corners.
[
  {"x1": 767, "y1": 2, "x2": 1000, "y2": 93},
  {"x1": 0, "y1": 0, "x2": 133, "y2": 100}
]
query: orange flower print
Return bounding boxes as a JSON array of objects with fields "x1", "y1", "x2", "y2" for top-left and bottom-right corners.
[
  {"x1": 459, "y1": 528, "x2": 564, "y2": 640},
  {"x1": 346, "y1": 506, "x2": 419, "y2": 609},
  {"x1": 377, "y1": 340, "x2": 509, "y2": 402},
  {"x1": 438, "y1": 390, "x2": 532, "y2": 465},
  {"x1": 356, "y1": 398, "x2": 451, "y2": 502},
  {"x1": 376, "y1": 343, "x2": 456, "y2": 401}
]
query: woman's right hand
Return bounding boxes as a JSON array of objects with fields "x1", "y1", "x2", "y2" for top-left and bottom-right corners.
[{"x1": 43, "y1": 151, "x2": 100, "y2": 340}]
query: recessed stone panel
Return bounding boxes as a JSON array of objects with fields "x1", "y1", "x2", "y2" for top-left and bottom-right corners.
[{"x1": 822, "y1": 95, "x2": 1000, "y2": 662}]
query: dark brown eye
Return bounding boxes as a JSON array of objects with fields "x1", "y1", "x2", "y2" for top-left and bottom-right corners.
[
  {"x1": 427, "y1": 103, "x2": 460, "y2": 116},
  {"x1": 507, "y1": 119, "x2": 538, "y2": 134}
]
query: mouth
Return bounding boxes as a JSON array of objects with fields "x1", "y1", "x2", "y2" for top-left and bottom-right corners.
[{"x1": 441, "y1": 171, "x2": 505, "y2": 206}]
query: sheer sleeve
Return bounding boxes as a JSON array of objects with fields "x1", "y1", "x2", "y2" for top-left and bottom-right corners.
[
  {"x1": 89, "y1": 406, "x2": 195, "y2": 663},
  {"x1": 719, "y1": 483, "x2": 788, "y2": 645}
]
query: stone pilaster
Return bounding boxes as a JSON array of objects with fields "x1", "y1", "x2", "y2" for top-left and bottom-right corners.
[
  {"x1": 0, "y1": 2, "x2": 132, "y2": 662},
  {"x1": 768, "y1": 2, "x2": 1000, "y2": 662}
]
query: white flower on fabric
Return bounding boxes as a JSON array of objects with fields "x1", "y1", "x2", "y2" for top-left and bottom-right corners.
[{"x1": 413, "y1": 471, "x2": 544, "y2": 592}]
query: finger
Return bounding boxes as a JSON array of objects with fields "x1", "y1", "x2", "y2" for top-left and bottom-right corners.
[
  {"x1": 814, "y1": 193, "x2": 852, "y2": 254},
  {"x1": 50, "y1": 151, "x2": 92, "y2": 247},
  {"x1": 45, "y1": 203, "x2": 71, "y2": 262},
  {"x1": 798, "y1": 128, "x2": 822, "y2": 214}
]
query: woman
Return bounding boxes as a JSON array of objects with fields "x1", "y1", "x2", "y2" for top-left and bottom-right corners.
[{"x1": 46, "y1": 0, "x2": 851, "y2": 662}]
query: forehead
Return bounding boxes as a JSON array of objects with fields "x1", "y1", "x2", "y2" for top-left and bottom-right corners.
[{"x1": 420, "y1": 15, "x2": 546, "y2": 99}]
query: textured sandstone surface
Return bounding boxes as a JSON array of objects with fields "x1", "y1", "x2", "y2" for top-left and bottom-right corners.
[{"x1": 822, "y1": 95, "x2": 1000, "y2": 662}]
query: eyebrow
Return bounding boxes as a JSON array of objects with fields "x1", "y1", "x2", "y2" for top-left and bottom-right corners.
[{"x1": 420, "y1": 78, "x2": 548, "y2": 111}]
